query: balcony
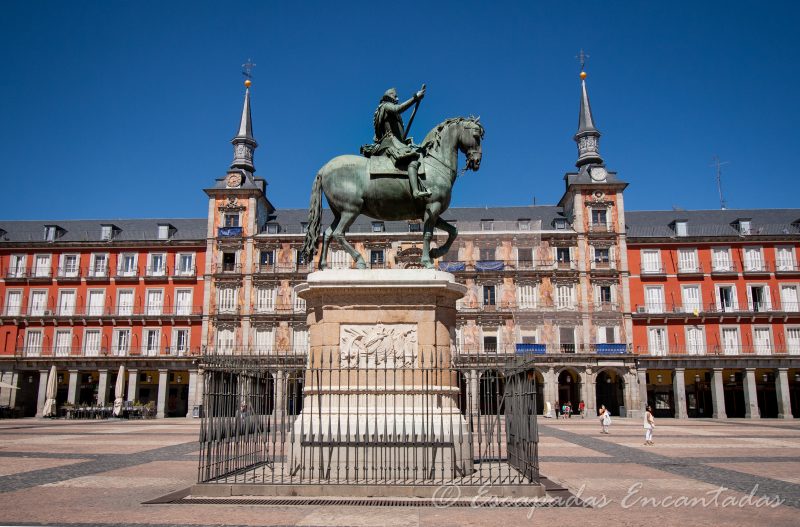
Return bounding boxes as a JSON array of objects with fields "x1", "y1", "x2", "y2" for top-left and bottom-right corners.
[
  {"x1": 594, "y1": 301, "x2": 619, "y2": 312},
  {"x1": 28, "y1": 267, "x2": 53, "y2": 282},
  {"x1": 218, "y1": 226, "x2": 243, "y2": 238},
  {"x1": 84, "y1": 267, "x2": 110, "y2": 281},
  {"x1": 515, "y1": 343, "x2": 546, "y2": 355},
  {"x1": 56, "y1": 267, "x2": 82, "y2": 282},
  {"x1": 640, "y1": 264, "x2": 666, "y2": 277},
  {"x1": 590, "y1": 222, "x2": 611, "y2": 233},
  {"x1": 594, "y1": 343, "x2": 629, "y2": 355},
  {"x1": 590, "y1": 260, "x2": 616, "y2": 272},
  {"x1": 710, "y1": 263, "x2": 738, "y2": 276},
  {"x1": 214, "y1": 263, "x2": 242, "y2": 276},
  {"x1": 202, "y1": 345, "x2": 308, "y2": 357},
  {"x1": 16, "y1": 345, "x2": 202, "y2": 358},
  {"x1": 677, "y1": 263, "x2": 704, "y2": 276},
  {"x1": 114, "y1": 268, "x2": 140, "y2": 281},
  {"x1": 171, "y1": 266, "x2": 197, "y2": 280},
  {"x1": 143, "y1": 266, "x2": 168, "y2": 281},
  {"x1": 742, "y1": 262, "x2": 771, "y2": 276},
  {"x1": 775, "y1": 263, "x2": 800, "y2": 276},
  {"x1": 4, "y1": 267, "x2": 28, "y2": 281},
  {"x1": 255, "y1": 262, "x2": 313, "y2": 274},
  {"x1": 634, "y1": 345, "x2": 793, "y2": 357}
]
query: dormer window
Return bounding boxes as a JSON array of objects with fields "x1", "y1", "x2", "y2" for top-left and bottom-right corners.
[
  {"x1": 674, "y1": 220, "x2": 688, "y2": 237},
  {"x1": 44, "y1": 225, "x2": 58, "y2": 242},
  {"x1": 157, "y1": 224, "x2": 171, "y2": 240},
  {"x1": 737, "y1": 219, "x2": 752, "y2": 236},
  {"x1": 300, "y1": 222, "x2": 309, "y2": 233},
  {"x1": 409, "y1": 222, "x2": 421, "y2": 233},
  {"x1": 518, "y1": 219, "x2": 531, "y2": 231},
  {"x1": 101, "y1": 225, "x2": 114, "y2": 241},
  {"x1": 553, "y1": 218, "x2": 567, "y2": 230},
  {"x1": 480, "y1": 219, "x2": 494, "y2": 231},
  {"x1": 265, "y1": 223, "x2": 279, "y2": 234},
  {"x1": 371, "y1": 221, "x2": 385, "y2": 233}
]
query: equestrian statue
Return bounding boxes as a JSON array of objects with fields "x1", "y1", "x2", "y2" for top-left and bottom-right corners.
[{"x1": 302, "y1": 85, "x2": 484, "y2": 269}]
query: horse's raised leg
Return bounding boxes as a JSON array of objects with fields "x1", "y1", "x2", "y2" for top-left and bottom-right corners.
[
  {"x1": 331, "y1": 211, "x2": 367, "y2": 269},
  {"x1": 421, "y1": 203, "x2": 443, "y2": 269},
  {"x1": 318, "y1": 214, "x2": 340, "y2": 270},
  {"x1": 429, "y1": 217, "x2": 458, "y2": 260}
]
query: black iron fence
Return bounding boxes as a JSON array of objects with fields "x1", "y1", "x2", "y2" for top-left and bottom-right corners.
[{"x1": 197, "y1": 350, "x2": 539, "y2": 488}]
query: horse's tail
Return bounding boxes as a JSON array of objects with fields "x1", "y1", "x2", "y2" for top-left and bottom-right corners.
[{"x1": 302, "y1": 172, "x2": 323, "y2": 263}]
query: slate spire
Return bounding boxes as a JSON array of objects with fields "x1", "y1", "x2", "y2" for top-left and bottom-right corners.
[
  {"x1": 573, "y1": 71, "x2": 603, "y2": 168},
  {"x1": 230, "y1": 80, "x2": 258, "y2": 172}
]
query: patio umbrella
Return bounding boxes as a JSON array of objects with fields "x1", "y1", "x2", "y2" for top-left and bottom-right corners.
[
  {"x1": 42, "y1": 365, "x2": 57, "y2": 417},
  {"x1": 0, "y1": 380, "x2": 19, "y2": 390},
  {"x1": 112, "y1": 365, "x2": 126, "y2": 417}
]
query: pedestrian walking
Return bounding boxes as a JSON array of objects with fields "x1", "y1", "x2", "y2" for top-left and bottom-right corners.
[
  {"x1": 578, "y1": 400, "x2": 585, "y2": 419},
  {"x1": 644, "y1": 405, "x2": 655, "y2": 445},
  {"x1": 554, "y1": 400, "x2": 560, "y2": 419},
  {"x1": 598, "y1": 404, "x2": 611, "y2": 434}
]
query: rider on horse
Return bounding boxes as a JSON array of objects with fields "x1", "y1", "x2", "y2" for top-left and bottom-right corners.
[{"x1": 361, "y1": 86, "x2": 431, "y2": 200}]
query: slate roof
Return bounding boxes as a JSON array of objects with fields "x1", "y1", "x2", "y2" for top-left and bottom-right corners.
[
  {"x1": 626, "y1": 209, "x2": 800, "y2": 238},
  {"x1": 0, "y1": 218, "x2": 207, "y2": 244}
]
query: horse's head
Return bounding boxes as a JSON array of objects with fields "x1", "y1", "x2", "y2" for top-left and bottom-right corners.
[{"x1": 459, "y1": 117, "x2": 484, "y2": 171}]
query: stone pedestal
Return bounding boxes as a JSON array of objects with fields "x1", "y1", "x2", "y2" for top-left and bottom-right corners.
[{"x1": 292, "y1": 269, "x2": 470, "y2": 480}]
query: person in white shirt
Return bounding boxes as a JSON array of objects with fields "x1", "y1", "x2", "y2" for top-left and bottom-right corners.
[{"x1": 644, "y1": 405, "x2": 655, "y2": 445}]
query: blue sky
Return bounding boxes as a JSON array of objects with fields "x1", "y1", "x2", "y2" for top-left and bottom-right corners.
[{"x1": 1, "y1": 1, "x2": 798, "y2": 220}]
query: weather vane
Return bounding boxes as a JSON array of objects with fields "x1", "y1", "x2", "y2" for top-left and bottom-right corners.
[
  {"x1": 576, "y1": 49, "x2": 589, "y2": 71},
  {"x1": 242, "y1": 58, "x2": 256, "y2": 80}
]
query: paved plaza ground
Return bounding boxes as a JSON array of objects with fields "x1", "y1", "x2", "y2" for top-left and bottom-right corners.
[{"x1": 0, "y1": 417, "x2": 798, "y2": 526}]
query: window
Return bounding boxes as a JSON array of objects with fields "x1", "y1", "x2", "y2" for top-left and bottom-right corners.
[
  {"x1": 645, "y1": 286, "x2": 664, "y2": 313},
  {"x1": 738, "y1": 219, "x2": 752, "y2": 235},
  {"x1": 370, "y1": 249, "x2": 384, "y2": 267},
  {"x1": 717, "y1": 285, "x2": 737, "y2": 312},
  {"x1": 596, "y1": 326, "x2": 617, "y2": 344},
  {"x1": 780, "y1": 285, "x2": 799, "y2": 311},
  {"x1": 87, "y1": 289, "x2": 105, "y2": 316},
  {"x1": 58, "y1": 290, "x2": 76, "y2": 316},
  {"x1": 677, "y1": 248, "x2": 699, "y2": 273},
  {"x1": 143, "y1": 329, "x2": 160, "y2": 356},
  {"x1": 145, "y1": 289, "x2": 163, "y2": 316},
  {"x1": 597, "y1": 285, "x2": 612, "y2": 306},
  {"x1": 83, "y1": 329, "x2": 101, "y2": 357},
  {"x1": 556, "y1": 247, "x2": 571, "y2": 264},
  {"x1": 44, "y1": 225, "x2": 57, "y2": 241},
  {"x1": 218, "y1": 287, "x2": 237, "y2": 313},
  {"x1": 483, "y1": 335, "x2": 498, "y2": 352},
  {"x1": 593, "y1": 247, "x2": 610, "y2": 267},
  {"x1": 712, "y1": 247, "x2": 733, "y2": 272},
  {"x1": 157, "y1": 224, "x2": 170, "y2": 240},
  {"x1": 553, "y1": 218, "x2": 567, "y2": 230},
  {"x1": 786, "y1": 327, "x2": 800, "y2": 355},
  {"x1": 222, "y1": 252, "x2": 237, "y2": 272},
  {"x1": 591, "y1": 208, "x2": 607, "y2": 227},
  {"x1": 686, "y1": 326, "x2": 705, "y2": 355},
  {"x1": 265, "y1": 223, "x2": 279, "y2": 234},
  {"x1": 408, "y1": 222, "x2": 421, "y2": 233},
  {"x1": 30, "y1": 290, "x2": 47, "y2": 316},
  {"x1": 743, "y1": 247, "x2": 764, "y2": 272},
  {"x1": 330, "y1": 249, "x2": 349, "y2": 269},
  {"x1": 776, "y1": 246, "x2": 796, "y2": 271},
  {"x1": 647, "y1": 328, "x2": 667, "y2": 356},
  {"x1": 483, "y1": 285, "x2": 496, "y2": 306},
  {"x1": 89, "y1": 253, "x2": 108, "y2": 277},
  {"x1": 294, "y1": 328, "x2": 309, "y2": 352},
  {"x1": 217, "y1": 328, "x2": 235, "y2": 355},
  {"x1": 747, "y1": 285, "x2": 771, "y2": 312},
  {"x1": 33, "y1": 254, "x2": 51, "y2": 277},
  {"x1": 101, "y1": 225, "x2": 113, "y2": 241},
  {"x1": 675, "y1": 220, "x2": 688, "y2": 237},
  {"x1": 518, "y1": 219, "x2": 530, "y2": 230},
  {"x1": 175, "y1": 289, "x2": 192, "y2": 315},
  {"x1": 224, "y1": 214, "x2": 239, "y2": 227},
  {"x1": 172, "y1": 329, "x2": 190, "y2": 355},
  {"x1": 254, "y1": 327, "x2": 274, "y2": 354},
  {"x1": 25, "y1": 330, "x2": 43, "y2": 356},
  {"x1": 753, "y1": 327, "x2": 772, "y2": 355},
  {"x1": 371, "y1": 221, "x2": 385, "y2": 233},
  {"x1": 112, "y1": 329, "x2": 130, "y2": 356},
  {"x1": 517, "y1": 284, "x2": 537, "y2": 309},
  {"x1": 556, "y1": 284, "x2": 574, "y2": 309},
  {"x1": 60, "y1": 254, "x2": 79, "y2": 277},
  {"x1": 148, "y1": 253, "x2": 166, "y2": 276},
  {"x1": 4, "y1": 290, "x2": 22, "y2": 316},
  {"x1": 296, "y1": 250, "x2": 307, "y2": 267},
  {"x1": 176, "y1": 253, "x2": 194, "y2": 275},
  {"x1": 721, "y1": 327, "x2": 740, "y2": 355},
  {"x1": 641, "y1": 249, "x2": 661, "y2": 273},
  {"x1": 8, "y1": 255, "x2": 26, "y2": 278},
  {"x1": 517, "y1": 247, "x2": 533, "y2": 267},
  {"x1": 259, "y1": 250, "x2": 274, "y2": 268},
  {"x1": 255, "y1": 287, "x2": 276, "y2": 313},
  {"x1": 54, "y1": 329, "x2": 71, "y2": 357},
  {"x1": 479, "y1": 248, "x2": 495, "y2": 261},
  {"x1": 118, "y1": 253, "x2": 138, "y2": 276},
  {"x1": 480, "y1": 219, "x2": 493, "y2": 231},
  {"x1": 559, "y1": 327, "x2": 575, "y2": 353},
  {"x1": 117, "y1": 290, "x2": 134, "y2": 316},
  {"x1": 681, "y1": 285, "x2": 702, "y2": 313}
]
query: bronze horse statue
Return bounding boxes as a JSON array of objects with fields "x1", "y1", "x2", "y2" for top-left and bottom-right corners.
[{"x1": 302, "y1": 117, "x2": 484, "y2": 269}]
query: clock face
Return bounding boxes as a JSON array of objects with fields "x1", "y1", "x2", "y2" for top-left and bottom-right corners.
[
  {"x1": 590, "y1": 167, "x2": 607, "y2": 182},
  {"x1": 226, "y1": 173, "x2": 243, "y2": 188}
]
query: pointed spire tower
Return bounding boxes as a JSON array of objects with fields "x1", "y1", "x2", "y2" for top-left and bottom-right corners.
[
  {"x1": 573, "y1": 70, "x2": 604, "y2": 168},
  {"x1": 230, "y1": 79, "x2": 258, "y2": 173}
]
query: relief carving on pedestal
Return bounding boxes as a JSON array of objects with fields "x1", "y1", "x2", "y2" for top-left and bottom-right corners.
[{"x1": 340, "y1": 323, "x2": 418, "y2": 369}]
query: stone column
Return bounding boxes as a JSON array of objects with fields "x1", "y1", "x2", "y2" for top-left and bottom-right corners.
[
  {"x1": 273, "y1": 369, "x2": 286, "y2": 419},
  {"x1": 156, "y1": 369, "x2": 168, "y2": 418},
  {"x1": 543, "y1": 367, "x2": 556, "y2": 416},
  {"x1": 469, "y1": 369, "x2": 480, "y2": 417},
  {"x1": 585, "y1": 368, "x2": 597, "y2": 416},
  {"x1": 186, "y1": 369, "x2": 198, "y2": 417},
  {"x1": 0, "y1": 371, "x2": 19, "y2": 407},
  {"x1": 776, "y1": 368, "x2": 793, "y2": 419},
  {"x1": 35, "y1": 369, "x2": 49, "y2": 418},
  {"x1": 673, "y1": 368, "x2": 688, "y2": 419},
  {"x1": 711, "y1": 368, "x2": 727, "y2": 419},
  {"x1": 97, "y1": 369, "x2": 109, "y2": 406},
  {"x1": 637, "y1": 368, "x2": 648, "y2": 410},
  {"x1": 743, "y1": 368, "x2": 760, "y2": 419},
  {"x1": 127, "y1": 369, "x2": 139, "y2": 402},
  {"x1": 623, "y1": 369, "x2": 640, "y2": 418},
  {"x1": 67, "y1": 370, "x2": 79, "y2": 405}
]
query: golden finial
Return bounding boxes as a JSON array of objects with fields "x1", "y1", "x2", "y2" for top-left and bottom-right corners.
[
  {"x1": 580, "y1": 71, "x2": 587, "y2": 80},
  {"x1": 244, "y1": 79, "x2": 252, "y2": 88}
]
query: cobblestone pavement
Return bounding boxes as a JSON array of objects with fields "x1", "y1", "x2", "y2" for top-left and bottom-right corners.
[{"x1": 0, "y1": 417, "x2": 798, "y2": 526}]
